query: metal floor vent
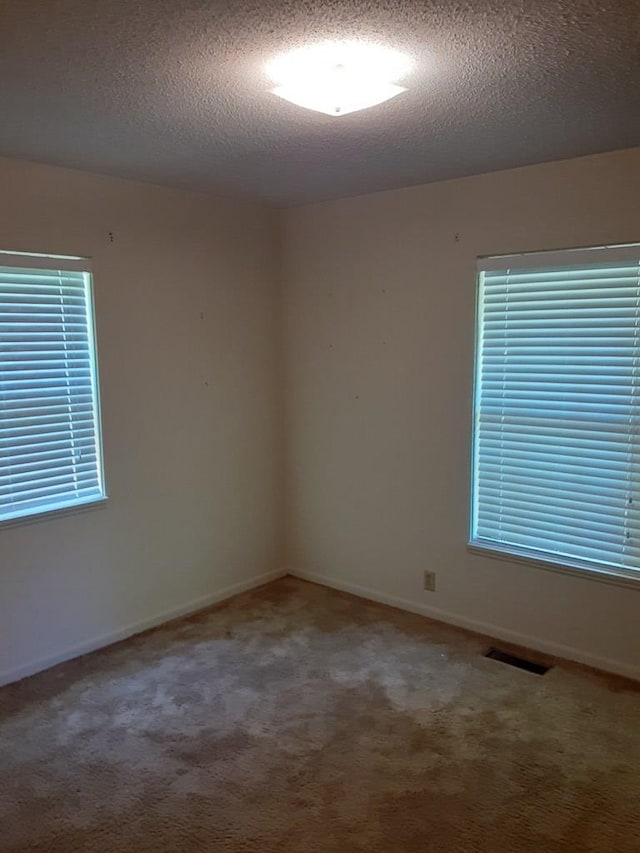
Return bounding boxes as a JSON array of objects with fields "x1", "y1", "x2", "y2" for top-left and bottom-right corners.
[{"x1": 484, "y1": 647, "x2": 551, "y2": 676}]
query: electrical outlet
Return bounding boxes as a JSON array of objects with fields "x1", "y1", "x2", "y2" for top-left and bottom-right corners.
[{"x1": 423, "y1": 571, "x2": 436, "y2": 592}]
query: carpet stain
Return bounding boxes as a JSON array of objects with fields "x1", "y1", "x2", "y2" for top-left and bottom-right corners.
[{"x1": 0, "y1": 577, "x2": 639, "y2": 852}]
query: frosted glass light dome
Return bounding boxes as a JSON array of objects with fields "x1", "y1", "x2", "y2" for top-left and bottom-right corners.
[{"x1": 267, "y1": 41, "x2": 411, "y2": 117}]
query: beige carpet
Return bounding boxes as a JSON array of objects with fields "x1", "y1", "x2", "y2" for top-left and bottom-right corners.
[{"x1": 1, "y1": 577, "x2": 639, "y2": 852}]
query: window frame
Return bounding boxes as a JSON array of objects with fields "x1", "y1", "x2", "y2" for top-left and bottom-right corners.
[
  {"x1": 468, "y1": 243, "x2": 640, "y2": 589},
  {"x1": 0, "y1": 250, "x2": 107, "y2": 528}
]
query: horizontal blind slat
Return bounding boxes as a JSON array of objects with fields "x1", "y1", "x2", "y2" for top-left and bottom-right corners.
[{"x1": 1, "y1": 460, "x2": 100, "y2": 488}]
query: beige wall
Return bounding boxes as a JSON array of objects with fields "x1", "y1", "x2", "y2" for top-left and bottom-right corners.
[
  {"x1": 2, "y1": 147, "x2": 639, "y2": 685},
  {"x1": 0, "y1": 158, "x2": 282, "y2": 684},
  {"x1": 282, "y1": 147, "x2": 640, "y2": 680}
]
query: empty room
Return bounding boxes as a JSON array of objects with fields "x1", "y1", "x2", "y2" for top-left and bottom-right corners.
[{"x1": 1, "y1": 1, "x2": 639, "y2": 850}]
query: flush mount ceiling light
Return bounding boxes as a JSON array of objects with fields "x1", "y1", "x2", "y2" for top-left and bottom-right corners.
[{"x1": 267, "y1": 41, "x2": 411, "y2": 117}]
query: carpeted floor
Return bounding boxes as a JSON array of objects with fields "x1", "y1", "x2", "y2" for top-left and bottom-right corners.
[{"x1": 1, "y1": 577, "x2": 639, "y2": 852}]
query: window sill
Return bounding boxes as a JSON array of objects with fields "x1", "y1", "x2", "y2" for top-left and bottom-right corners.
[
  {"x1": 0, "y1": 496, "x2": 109, "y2": 531},
  {"x1": 467, "y1": 541, "x2": 640, "y2": 591}
]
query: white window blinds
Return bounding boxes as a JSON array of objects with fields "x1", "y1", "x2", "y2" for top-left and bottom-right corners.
[
  {"x1": 471, "y1": 244, "x2": 640, "y2": 581},
  {"x1": 0, "y1": 253, "x2": 105, "y2": 523}
]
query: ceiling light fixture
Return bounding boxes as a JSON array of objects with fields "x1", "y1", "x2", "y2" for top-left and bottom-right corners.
[{"x1": 267, "y1": 41, "x2": 411, "y2": 117}]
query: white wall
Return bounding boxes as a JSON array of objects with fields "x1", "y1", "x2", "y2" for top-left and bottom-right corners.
[
  {"x1": 0, "y1": 157, "x2": 282, "y2": 684},
  {"x1": 282, "y1": 147, "x2": 640, "y2": 680}
]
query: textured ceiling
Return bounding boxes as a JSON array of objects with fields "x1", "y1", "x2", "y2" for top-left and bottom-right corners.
[{"x1": 0, "y1": 0, "x2": 639, "y2": 205}]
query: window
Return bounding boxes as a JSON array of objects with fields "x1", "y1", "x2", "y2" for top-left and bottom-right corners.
[
  {"x1": 471, "y1": 244, "x2": 640, "y2": 583},
  {"x1": 0, "y1": 252, "x2": 105, "y2": 524}
]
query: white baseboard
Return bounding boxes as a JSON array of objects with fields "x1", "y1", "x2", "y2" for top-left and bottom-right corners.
[
  {"x1": 0, "y1": 568, "x2": 286, "y2": 688},
  {"x1": 290, "y1": 569, "x2": 640, "y2": 683},
  {"x1": 5, "y1": 567, "x2": 637, "y2": 687}
]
